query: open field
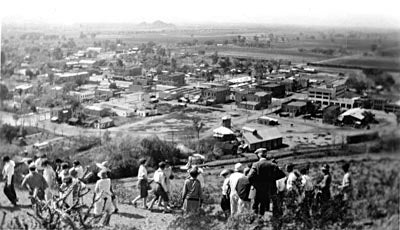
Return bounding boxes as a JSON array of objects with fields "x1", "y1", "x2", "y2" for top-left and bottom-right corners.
[{"x1": 310, "y1": 55, "x2": 400, "y2": 71}]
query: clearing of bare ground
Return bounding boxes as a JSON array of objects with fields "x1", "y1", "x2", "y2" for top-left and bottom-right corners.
[{"x1": 1, "y1": 152, "x2": 399, "y2": 230}]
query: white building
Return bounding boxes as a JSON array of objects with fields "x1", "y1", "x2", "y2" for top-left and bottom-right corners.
[
  {"x1": 308, "y1": 79, "x2": 346, "y2": 106},
  {"x1": 70, "y1": 90, "x2": 95, "y2": 102}
]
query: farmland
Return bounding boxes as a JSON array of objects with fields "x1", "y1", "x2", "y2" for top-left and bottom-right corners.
[{"x1": 310, "y1": 55, "x2": 400, "y2": 72}]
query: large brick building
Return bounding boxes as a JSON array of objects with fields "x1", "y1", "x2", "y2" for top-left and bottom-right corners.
[
  {"x1": 256, "y1": 83, "x2": 286, "y2": 98},
  {"x1": 158, "y1": 72, "x2": 185, "y2": 87},
  {"x1": 201, "y1": 87, "x2": 230, "y2": 104},
  {"x1": 235, "y1": 90, "x2": 272, "y2": 110}
]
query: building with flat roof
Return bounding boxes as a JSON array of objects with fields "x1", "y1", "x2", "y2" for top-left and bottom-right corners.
[
  {"x1": 308, "y1": 79, "x2": 346, "y2": 106},
  {"x1": 235, "y1": 89, "x2": 272, "y2": 110},
  {"x1": 55, "y1": 72, "x2": 89, "y2": 83},
  {"x1": 201, "y1": 87, "x2": 230, "y2": 104},
  {"x1": 281, "y1": 101, "x2": 308, "y2": 116},
  {"x1": 158, "y1": 72, "x2": 185, "y2": 87},
  {"x1": 256, "y1": 83, "x2": 286, "y2": 98},
  {"x1": 70, "y1": 90, "x2": 95, "y2": 102}
]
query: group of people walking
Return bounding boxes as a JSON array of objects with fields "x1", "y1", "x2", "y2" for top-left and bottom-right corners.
[
  {"x1": 1, "y1": 155, "x2": 119, "y2": 218},
  {"x1": 219, "y1": 148, "x2": 353, "y2": 222},
  {"x1": 2, "y1": 149, "x2": 352, "y2": 225},
  {"x1": 131, "y1": 159, "x2": 204, "y2": 214}
]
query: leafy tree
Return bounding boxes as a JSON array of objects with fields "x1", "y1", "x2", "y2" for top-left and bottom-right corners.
[
  {"x1": 53, "y1": 47, "x2": 63, "y2": 60},
  {"x1": 25, "y1": 69, "x2": 34, "y2": 78},
  {"x1": 156, "y1": 47, "x2": 166, "y2": 56},
  {"x1": 75, "y1": 77, "x2": 86, "y2": 86},
  {"x1": 192, "y1": 118, "x2": 204, "y2": 142},
  {"x1": 1, "y1": 51, "x2": 5, "y2": 65},
  {"x1": 204, "y1": 40, "x2": 215, "y2": 46},
  {"x1": 116, "y1": 59, "x2": 124, "y2": 67},
  {"x1": 0, "y1": 84, "x2": 9, "y2": 107},
  {"x1": 211, "y1": 51, "x2": 219, "y2": 65},
  {"x1": 79, "y1": 32, "x2": 87, "y2": 39},
  {"x1": 170, "y1": 58, "x2": 177, "y2": 70},
  {"x1": 345, "y1": 75, "x2": 367, "y2": 93},
  {"x1": 0, "y1": 124, "x2": 18, "y2": 144},
  {"x1": 109, "y1": 82, "x2": 118, "y2": 89}
]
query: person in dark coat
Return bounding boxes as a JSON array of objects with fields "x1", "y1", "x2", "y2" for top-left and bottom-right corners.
[
  {"x1": 2, "y1": 156, "x2": 18, "y2": 206},
  {"x1": 317, "y1": 164, "x2": 331, "y2": 203},
  {"x1": 182, "y1": 167, "x2": 202, "y2": 213},
  {"x1": 248, "y1": 149, "x2": 286, "y2": 217}
]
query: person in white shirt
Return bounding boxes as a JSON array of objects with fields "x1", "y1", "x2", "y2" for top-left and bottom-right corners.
[
  {"x1": 158, "y1": 160, "x2": 173, "y2": 207},
  {"x1": 59, "y1": 163, "x2": 70, "y2": 182},
  {"x1": 286, "y1": 164, "x2": 297, "y2": 191},
  {"x1": 148, "y1": 162, "x2": 170, "y2": 212},
  {"x1": 339, "y1": 163, "x2": 352, "y2": 201},
  {"x1": 69, "y1": 161, "x2": 84, "y2": 179},
  {"x1": 228, "y1": 163, "x2": 245, "y2": 216},
  {"x1": 35, "y1": 154, "x2": 47, "y2": 175},
  {"x1": 42, "y1": 160, "x2": 56, "y2": 201},
  {"x1": 2, "y1": 156, "x2": 18, "y2": 206},
  {"x1": 132, "y1": 158, "x2": 149, "y2": 209},
  {"x1": 94, "y1": 170, "x2": 114, "y2": 216}
]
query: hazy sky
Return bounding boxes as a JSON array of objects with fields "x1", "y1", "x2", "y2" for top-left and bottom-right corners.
[{"x1": 1, "y1": 0, "x2": 400, "y2": 28}]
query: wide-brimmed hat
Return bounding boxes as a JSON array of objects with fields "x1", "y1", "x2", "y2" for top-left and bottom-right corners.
[
  {"x1": 255, "y1": 148, "x2": 268, "y2": 158},
  {"x1": 234, "y1": 163, "x2": 243, "y2": 172},
  {"x1": 96, "y1": 161, "x2": 111, "y2": 172},
  {"x1": 255, "y1": 148, "x2": 267, "y2": 154},
  {"x1": 220, "y1": 168, "x2": 234, "y2": 176},
  {"x1": 321, "y1": 164, "x2": 330, "y2": 171}
]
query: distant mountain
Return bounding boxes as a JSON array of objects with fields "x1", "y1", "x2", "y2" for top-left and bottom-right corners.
[{"x1": 137, "y1": 20, "x2": 176, "y2": 30}]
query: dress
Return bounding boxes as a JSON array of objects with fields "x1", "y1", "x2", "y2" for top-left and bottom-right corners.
[
  {"x1": 94, "y1": 178, "x2": 113, "y2": 215},
  {"x1": 153, "y1": 168, "x2": 169, "y2": 202},
  {"x1": 164, "y1": 166, "x2": 173, "y2": 193},
  {"x1": 137, "y1": 165, "x2": 148, "y2": 198},
  {"x1": 43, "y1": 166, "x2": 57, "y2": 200},
  {"x1": 182, "y1": 178, "x2": 202, "y2": 213}
]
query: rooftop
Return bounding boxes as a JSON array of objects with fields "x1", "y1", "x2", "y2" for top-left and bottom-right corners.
[
  {"x1": 287, "y1": 101, "x2": 307, "y2": 107},
  {"x1": 242, "y1": 126, "x2": 282, "y2": 144},
  {"x1": 254, "y1": 92, "x2": 271, "y2": 97},
  {"x1": 338, "y1": 108, "x2": 366, "y2": 121}
]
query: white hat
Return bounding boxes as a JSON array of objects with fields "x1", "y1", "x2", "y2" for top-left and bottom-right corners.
[
  {"x1": 234, "y1": 163, "x2": 243, "y2": 172},
  {"x1": 96, "y1": 161, "x2": 110, "y2": 172}
]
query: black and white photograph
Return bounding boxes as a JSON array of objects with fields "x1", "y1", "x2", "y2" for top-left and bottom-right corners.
[{"x1": 0, "y1": 0, "x2": 399, "y2": 229}]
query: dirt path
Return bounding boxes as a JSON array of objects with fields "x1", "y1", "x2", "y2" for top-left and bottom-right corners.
[{"x1": 0, "y1": 183, "x2": 176, "y2": 230}]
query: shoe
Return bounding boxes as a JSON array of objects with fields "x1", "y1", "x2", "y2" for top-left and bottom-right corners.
[
  {"x1": 144, "y1": 206, "x2": 149, "y2": 209},
  {"x1": 113, "y1": 208, "x2": 119, "y2": 214},
  {"x1": 131, "y1": 202, "x2": 137, "y2": 208}
]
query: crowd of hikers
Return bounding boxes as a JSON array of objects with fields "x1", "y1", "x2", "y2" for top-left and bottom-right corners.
[
  {"x1": 219, "y1": 148, "x2": 353, "y2": 227},
  {"x1": 2, "y1": 154, "x2": 119, "y2": 218},
  {"x1": 1, "y1": 147, "x2": 352, "y2": 227}
]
